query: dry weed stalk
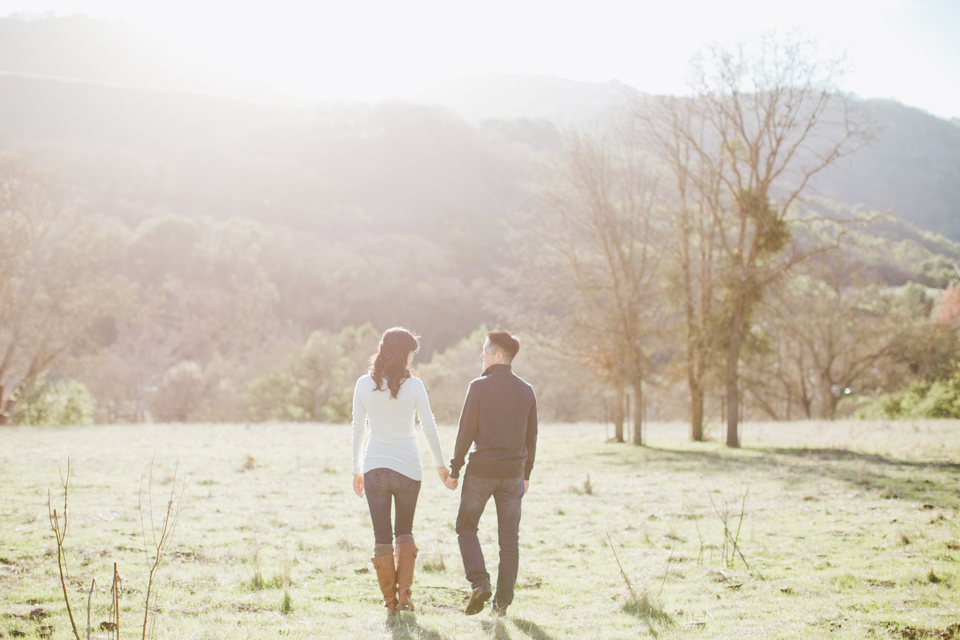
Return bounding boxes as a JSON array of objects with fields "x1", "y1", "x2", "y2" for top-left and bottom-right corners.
[
  {"x1": 139, "y1": 460, "x2": 190, "y2": 640},
  {"x1": 607, "y1": 531, "x2": 675, "y2": 632},
  {"x1": 657, "y1": 545, "x2": 675, "y2": 602},
  {"x1": 707, "y1": 488, "x2": 753, "y2": 572},
  {"x1": 47, "y1": 458, "x2": 81, "y2": 640},
  {"x1": 49, "y1": 459, "x2": 188, "y2": 640},
  {"x1": 606, "y1": 532, "x2": 640, "y2": 602},
  {"x1": 682, "y1": 493, "x2": 705, "y2": 565},
  {"x1": 106, "y1": 563, "x2": 121, "y2": 640},
  {"x1": 85, "y1": 578, "x2": 96, "y2": 640}
]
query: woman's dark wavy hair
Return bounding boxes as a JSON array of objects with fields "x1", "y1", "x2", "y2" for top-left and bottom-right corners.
[{"x1": 369, "y1": 327, "x2": 420, "y2": 399}]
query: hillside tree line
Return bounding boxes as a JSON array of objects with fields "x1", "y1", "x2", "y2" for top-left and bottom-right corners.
[{"x1": 2, "y1": 35, "x2": 959, "y2": 441}]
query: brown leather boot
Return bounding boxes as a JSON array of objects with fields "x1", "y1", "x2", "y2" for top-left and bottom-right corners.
[
  {"x1": 370, "y1": 554, "x2": 398, "y2": 614},
  {"x1": 395, "y1": 541, "x2": 419, "y2": 611}
]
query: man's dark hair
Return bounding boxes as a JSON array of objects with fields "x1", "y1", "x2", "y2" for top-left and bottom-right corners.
[{"x1": 487, "y1": 331, "x2": 520, "y2": 362}]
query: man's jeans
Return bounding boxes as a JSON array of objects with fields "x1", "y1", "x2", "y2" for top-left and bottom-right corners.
[
  {"x1": 456, "y1": 475, "x2": 525, "y2": 607},
  {"x1": 364, "y1": 468, "x2": 421, "y2": 545}
]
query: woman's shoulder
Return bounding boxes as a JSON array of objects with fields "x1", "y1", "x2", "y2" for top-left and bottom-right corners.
[
  {"x1": 355, "y1": 373, "x2": 374, "y2": 388},
  {"x1": 405, "y1": 375, "x2": 427, "y2": 392}
]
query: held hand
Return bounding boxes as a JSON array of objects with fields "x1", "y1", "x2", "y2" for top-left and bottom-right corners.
[
  {"x1": 444, "y1": 476, "x2": 459, "y2": 490},
  {"x1": 436, "y1": 466, "x2": 450, "y2": 483},
  {"x1": 353, "y1": 473, "x2": 364, "y2": 498}
]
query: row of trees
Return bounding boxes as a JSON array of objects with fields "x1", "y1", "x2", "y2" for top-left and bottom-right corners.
[
  {"x1": 504, "y1": 35, "x2": 960, "y2": 446},
  {"x1": 0, "y1": 154, "x2": 128, "y2": 423},
  {"x1": 3, "y1": 34, "x2": 959, "y2": 439},
  {"x1": 0, "y1": 152, "x2": 605, "y2": 425},
  {"x1": 0, "y1": 151, "x2": 491, "y2": 424}
]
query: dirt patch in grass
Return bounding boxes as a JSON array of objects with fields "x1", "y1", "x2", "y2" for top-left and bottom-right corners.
[{"x1": 896, "y1": 622, "x2": 960, "y2": 639}]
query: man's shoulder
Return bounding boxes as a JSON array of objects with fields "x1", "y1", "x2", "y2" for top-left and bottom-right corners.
[
  {"x1": 512, "y1": 374, "x2": 536, "y2": 398},
  {"x1": 514, "y1": 374, "x2": 535, "y2": 394},
  {"x1": 470, "y1": 371, "x2": 535, "y2": 394}
]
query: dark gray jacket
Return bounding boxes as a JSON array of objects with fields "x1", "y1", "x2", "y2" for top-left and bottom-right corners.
[{"x1": 449, "y1": 364, "x2": 538, "y2": 480}]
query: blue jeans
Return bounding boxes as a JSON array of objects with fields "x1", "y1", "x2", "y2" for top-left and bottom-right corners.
[
  {"x1": 364, "y1": 468, "x2": 421, "y2": 545},
  {"x1": 455, "y1": 475, "x2": 525, "y2": 607}
]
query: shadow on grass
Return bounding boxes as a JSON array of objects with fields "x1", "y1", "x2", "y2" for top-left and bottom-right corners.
[
  {"x1": 622, "y1": 595, "x2": 674, "y2": 637},
  {"x1": 758, "y1": 447, "x2": 960, "y2": 471},
  {"x1": 388, "y1": 612, "x2": 446, "y2": 640},
  {"x1": 512, "y1": 617, "x2": 555, "y2": 640},
  {"x1": 480, "y1": 617, "x2": 513, "y2": 640},
  {"x1": 757, "y1": 447, "x2": 960, "y2": 510},
  {"x1": 639, "y1": 446, "x2": 960, "y2": 511}
]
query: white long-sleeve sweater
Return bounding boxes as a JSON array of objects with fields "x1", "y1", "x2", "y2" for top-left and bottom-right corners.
[{"x1": 351, "y1": 373, "x2": 445, "y2": 481}]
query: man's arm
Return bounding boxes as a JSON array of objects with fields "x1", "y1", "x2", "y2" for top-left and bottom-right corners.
[
  {"x1": 523, "y1": 393, "x2": 538, "y2": 482},
  {"x1": 449, "y1": 382, "x2": 480, "y2": 479}
]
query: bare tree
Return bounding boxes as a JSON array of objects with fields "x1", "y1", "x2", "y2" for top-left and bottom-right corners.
[
  {"x1": 636, "y1": 95, "x2": 724, "y2": 441},
  {"x1": 743, "y1": 254, "x2": 925, "y2": 419},
  {"x1": 508, "y1": 121, "x2": 661, "y2": 443},
  {"x1": 636, "y1": 33, "x2": 875, "y2": 445},
  {"x1": 0, "y1": 154, "x2": 131, "y2": 423}
]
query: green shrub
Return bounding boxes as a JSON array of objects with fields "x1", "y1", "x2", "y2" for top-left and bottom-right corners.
[
  {"x1": 247, "y1": 324, "x2": 379, "y2": 422},
  {"x1": 12, "y1": 373, "x2": 96, "y2": 426},
  {"x1": 858, "y1": 365, "x2": 960, "y2": 419}
]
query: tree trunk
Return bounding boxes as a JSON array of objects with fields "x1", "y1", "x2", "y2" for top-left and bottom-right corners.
[
  {"x1": 613, "y1": 381, "x2": 625, "y2": 442},
  {"x1": 818, "y1": 378, "x2": 839, "y2": 420},
  {"x1": 786, "y1": 385, "x2": 792, "y2": 421},
  {"x1": 690, "y1": 383, "x2": 704, "y2": 442},
  {"x1": 725, "y1": 306, "x2": 743, "y2": 448},
  {"x1": 822, "y1": 398, "x2": 838, "y2": 421},
  {"x1": 0, "y1": 386, "x2": 17, "y2": 425},
  {"x1": 632, "y1": 380, "x2": 644, "y2": 445},
  {"x1": 0, "y1": 386, "x2": 8, "y2": 424},
  {"x1": 681, "y1": 220, "x2": 705, "y2": 443},
  {"x1": 686, "y1": 347, "x2": 706, "y2": 441}
]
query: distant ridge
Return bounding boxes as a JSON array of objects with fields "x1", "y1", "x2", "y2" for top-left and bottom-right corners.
[
  {"x1": 810, "y1": 99, "x2": 960, "y2": 240},
  {"x1": 0, "y1": 14, "x2": 957, "y2": 242},
  {"x1": 409, "y1": 74, "x2": 960, "y2": 241},
  {"x1": 408, "y1": 73, "x2": 644, "y2": 124},
  {"x1": 0, "y1": 70, "x2": 310, "y2": 108},
  {"x1": 0, "y1": 71, "x2": 310, "y2": 151},
  {"x1": 0, "y1": 14, "x2": 300, "y2": 106}
]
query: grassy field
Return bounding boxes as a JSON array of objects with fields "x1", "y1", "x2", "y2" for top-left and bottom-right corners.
[{"x1": 1, "y1": 420, "x2": 959, "y2": 640}]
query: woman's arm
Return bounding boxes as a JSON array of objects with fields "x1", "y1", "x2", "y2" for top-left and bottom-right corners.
[
  {"x1": 414, "y1": 379, "x2": 448, "y2": 474},
  {"x1": 351, "y1": 377, "x2": 368, "y2": 496}
]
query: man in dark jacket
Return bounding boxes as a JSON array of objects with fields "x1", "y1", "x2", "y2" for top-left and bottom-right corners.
[{"x1": 447, "y1": 330, "x2": 538, "y2": 617}]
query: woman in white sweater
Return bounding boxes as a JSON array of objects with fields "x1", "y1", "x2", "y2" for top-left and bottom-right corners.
[{"x1": 352, "y1": 327, "x2": 451, "y2": 614}]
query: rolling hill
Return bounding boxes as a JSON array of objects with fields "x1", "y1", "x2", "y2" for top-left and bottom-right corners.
[{"x1": 0, "y1": 15, "x2": 958, "y2": 243}]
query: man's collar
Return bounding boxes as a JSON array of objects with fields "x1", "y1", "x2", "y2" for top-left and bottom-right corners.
[{"x1": 482, "y1": 363, "x2": 513, "y2": 377}]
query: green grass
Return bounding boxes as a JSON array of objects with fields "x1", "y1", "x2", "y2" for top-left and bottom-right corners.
[{"x1": 2, "y1": 420, "x2": 960, "y2": 639}]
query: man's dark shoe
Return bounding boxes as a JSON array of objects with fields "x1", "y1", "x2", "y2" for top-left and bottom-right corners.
[
  {"x1": 490, "y1": 602, "x2": 508, "y2": 617},
  {"x1": 465, "y1": 586, "x2": 491, "y2": 615}
]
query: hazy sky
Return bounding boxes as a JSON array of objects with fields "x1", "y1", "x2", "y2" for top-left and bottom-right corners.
[{"x1": 3, "y1": 0, "x2": 959, "y2": 119}]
